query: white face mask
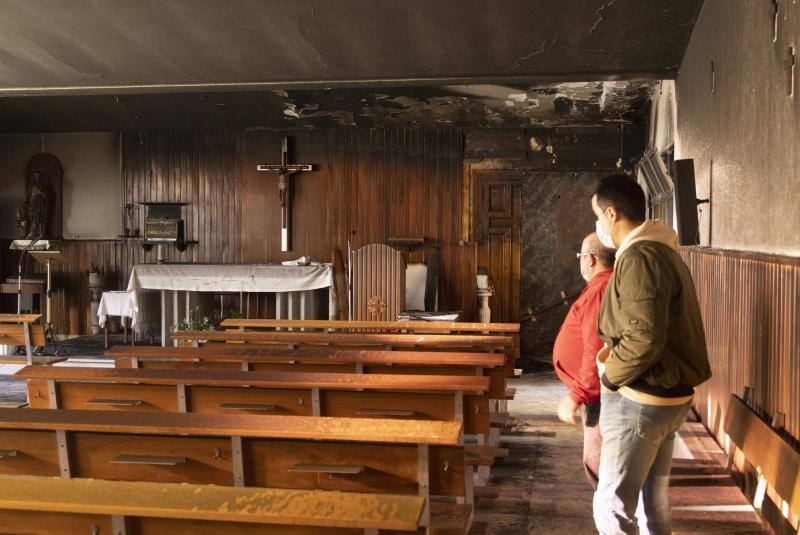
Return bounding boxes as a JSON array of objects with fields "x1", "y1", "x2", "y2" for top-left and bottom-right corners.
[
  {"x1": 580, "y1": 266, "x2": 591, "y2": 282},
  {"x1": 596, "y1": 218, "x2": 616, "y2": 249}
]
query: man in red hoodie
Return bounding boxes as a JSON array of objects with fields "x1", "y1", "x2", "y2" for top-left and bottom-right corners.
[{"x1": 552, "y1": 232, "x2": 615, "y2": 487}]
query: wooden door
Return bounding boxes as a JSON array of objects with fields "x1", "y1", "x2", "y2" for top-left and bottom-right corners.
[{"x1": 471, "y1": 168, "x2": 521, "y2": 322}]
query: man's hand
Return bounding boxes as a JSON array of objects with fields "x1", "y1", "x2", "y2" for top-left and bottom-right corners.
[{"x1": 557, "y1": 395, "x2": 580, "y2": 424}]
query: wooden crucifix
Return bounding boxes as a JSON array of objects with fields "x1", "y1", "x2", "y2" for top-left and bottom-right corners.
[{"x1": 256, "y1": 137, "x2": 313, "y2": 252}]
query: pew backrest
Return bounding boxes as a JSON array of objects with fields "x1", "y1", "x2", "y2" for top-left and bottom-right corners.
[
  {"x1": 0, "y1": 322, "x2": 45, "y2": 349},
  {"x1": 106, "y1": 344, "x2": 507, "y2": 367},
  {"x1": 723, "y1": 394, "x2": 800, "y2": 514},
  {"x1": 220, "y1": 318, "x2": 518, "y2": 334},
  {"x1": 220, "y1": 318, "x2": 521, "y2": 359},
  {"x1": 171, "y1": 330, "x2": 513, "y2": 353}
]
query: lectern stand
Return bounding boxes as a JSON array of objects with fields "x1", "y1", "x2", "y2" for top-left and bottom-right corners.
[{"x1": 28, "y1": 250, "x2": 66, "y2": 355}]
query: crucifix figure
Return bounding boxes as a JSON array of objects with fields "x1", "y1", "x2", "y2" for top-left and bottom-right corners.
[{"x1": 256, "y1": 137, "x2": 313, "y2": 252}]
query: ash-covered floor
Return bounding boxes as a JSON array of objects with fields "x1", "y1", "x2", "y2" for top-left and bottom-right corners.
[{"x1": 469, "y1": 372, "x2": 767, "y2": 534}]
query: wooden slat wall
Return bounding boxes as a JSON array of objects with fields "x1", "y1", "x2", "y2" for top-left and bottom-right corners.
[
  {"x1": 243, "y1": 129, "x2": 473, "y2": 319},
  {"x1": 120, "y1": 131, "x2": 245, "y2": 267},
  {"x1": 0, "y1": 239, "x2": 120, "y2": 335},
  {"x1": 680, "y1": 247, "x2": 800, "y2": 443},
  {"x1": 2, "y1": 129, "x2": 472, "y2": 335}
]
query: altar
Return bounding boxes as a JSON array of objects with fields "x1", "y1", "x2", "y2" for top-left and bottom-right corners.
[{"x1": 126, "y1": 263, "x2": 337, "y2": 346}]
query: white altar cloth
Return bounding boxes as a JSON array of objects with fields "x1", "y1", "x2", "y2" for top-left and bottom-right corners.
[
  {"x1": 127, "y1": 263, "x2": 334, "y2": 295},
  {"x1": 126, "y1": 264, "x2": 337, "y2": 341},
  {"x1": 97, "y1": 291, "x2": 135, "y2": 328}
]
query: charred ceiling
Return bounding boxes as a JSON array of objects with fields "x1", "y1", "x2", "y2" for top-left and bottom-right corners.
[
  {"x1": 0, "y1": 0, "x2": 702, "y2": 131},
  {"x1": 0, "y1": 81, "x2": 654, "y2": 131}
]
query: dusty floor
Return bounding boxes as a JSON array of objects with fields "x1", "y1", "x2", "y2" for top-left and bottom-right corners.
[{"x1": 469, "y1": 372, "x2": 767, "y2": 535}]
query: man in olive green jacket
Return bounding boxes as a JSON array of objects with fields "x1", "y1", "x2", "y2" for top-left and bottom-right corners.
[{"x1": 590, "y1": 174, "x2": 711, "y2": 535}]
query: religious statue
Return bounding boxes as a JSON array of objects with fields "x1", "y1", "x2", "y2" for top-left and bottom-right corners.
[
  {"x1": 17, "y1": 152, "x2": 63, "y2": 239},
  {"x1": 15, "y1": 201, "x2": 30, "y2": 239},
  {"x1": 26, "y1": 170, "x2": 48, "y2": 238}
]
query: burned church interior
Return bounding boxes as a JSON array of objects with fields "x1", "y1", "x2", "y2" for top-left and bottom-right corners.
[{"x1": 0, "y1": 1, "x2": 797, "y2": 534}]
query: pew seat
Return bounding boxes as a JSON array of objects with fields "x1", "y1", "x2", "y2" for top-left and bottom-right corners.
[{"x1": 0, "y1": 474, "x2": 425, "y2": 534}]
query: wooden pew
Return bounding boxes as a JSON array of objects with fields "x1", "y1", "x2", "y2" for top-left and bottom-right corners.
[
  {"x1": 172, "y1": 330, "x2": 512, "y2": 353},
  {"x1": 0, "y1": 313, "x2": 45, "y2": 362},
  {"x1": 16, "y1": 365, "x2": 491, "y2": 437},
  {"x1": 0, "y1": 474, "x2": 425, "y2": 534},
  {"x1": 0, "y1": 408, "x2": 470, "y2": 533},
  {"x1": 106, "y1": 345, "x2": 510, "y2": 400},
  {"x1": 221, "y1": 318, "x2": 521, "y2": 360},
  {"x1": 171, "y1": 329, "x2": 517, "y2": 382},
  {"x1": 724, "y1": 393, "x2": 800, "y2": 522},
  {"x1": 169, "y1": 330, "x2": 517, "y2": 425}
]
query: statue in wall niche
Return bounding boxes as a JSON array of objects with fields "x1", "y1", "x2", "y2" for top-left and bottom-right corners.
[
  {"x1": 18, "y1": 152, "x2": 64, "y2": 239},
  {"x1": 26, "y1": 170, "x2": 48, "y2": 238},
  {"x1": 15, "y1": 201, "x2": 29, "y2": 239}
]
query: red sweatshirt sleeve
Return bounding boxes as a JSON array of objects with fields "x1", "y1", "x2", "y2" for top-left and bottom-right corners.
[{"x1": 570, "y1": 286, "x2": 604, "y2": 405}]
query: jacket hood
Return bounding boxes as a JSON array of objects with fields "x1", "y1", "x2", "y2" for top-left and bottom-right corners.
[{"x1": 616, "y1": 219, "x2": 679, "y2": 258}]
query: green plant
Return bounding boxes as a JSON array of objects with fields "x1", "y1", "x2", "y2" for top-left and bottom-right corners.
[{"x1": 170, "y1": 306, "x2": 220, "y2": 333}]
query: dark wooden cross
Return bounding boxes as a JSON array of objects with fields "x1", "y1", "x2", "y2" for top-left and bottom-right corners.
[{"x1": 256, "y1": 137, "x2": 313, "y2": 252}]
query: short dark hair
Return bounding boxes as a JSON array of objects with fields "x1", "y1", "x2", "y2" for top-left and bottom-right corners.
[
  {"x1": 595, "y1": 174, "x2": 646, "y2": 223},
  {"x1": 590, "y1": 245, "x2": 616, "y2": 268}
]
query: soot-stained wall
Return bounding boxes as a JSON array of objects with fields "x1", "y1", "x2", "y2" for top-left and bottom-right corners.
[
  {"x1": 521, "y1": 171, "x2": 605, "y2": 365},
  {"x1": 466, "y1": 126, "x2": 633, "y2": 367},
  {"x1": 675, "y1": 0, "x2": 800, "y2": 255}
]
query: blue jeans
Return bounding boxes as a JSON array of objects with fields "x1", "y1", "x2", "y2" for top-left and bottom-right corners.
[{"x1": 593, "y1": 391, "x2": 692, "y2": 535}]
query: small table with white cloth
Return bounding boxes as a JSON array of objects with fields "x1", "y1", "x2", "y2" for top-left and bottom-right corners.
[
  {"x1": 126, "y1": 263, "x2": 338, "y2": 347},
  {"x1": 97, "y1": 291, "x2": 136, "y2": 349}
]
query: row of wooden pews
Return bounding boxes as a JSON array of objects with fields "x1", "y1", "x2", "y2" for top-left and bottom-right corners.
[{"x1": 5, "y1": 319, "x2": 519, "y2": 534}]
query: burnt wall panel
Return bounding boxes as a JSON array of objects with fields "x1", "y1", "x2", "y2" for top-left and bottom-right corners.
[
  {"x1": 519, "y1": 172, "x2": 604, "y2": 366},
  {"x1": 675, "y1": 0, "x2": 800, "y2": 255},
  {"x1": 466, "y1": 125, "x2": 625, "y2": 367}
]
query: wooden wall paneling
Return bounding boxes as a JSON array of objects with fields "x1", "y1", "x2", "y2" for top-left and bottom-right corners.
[
  {"x1": 680, "y1": 247, "x2": 800, "y2": 444},
  {"x1": 2, "y1": 129, "x2": 470, "y2": 335}
]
